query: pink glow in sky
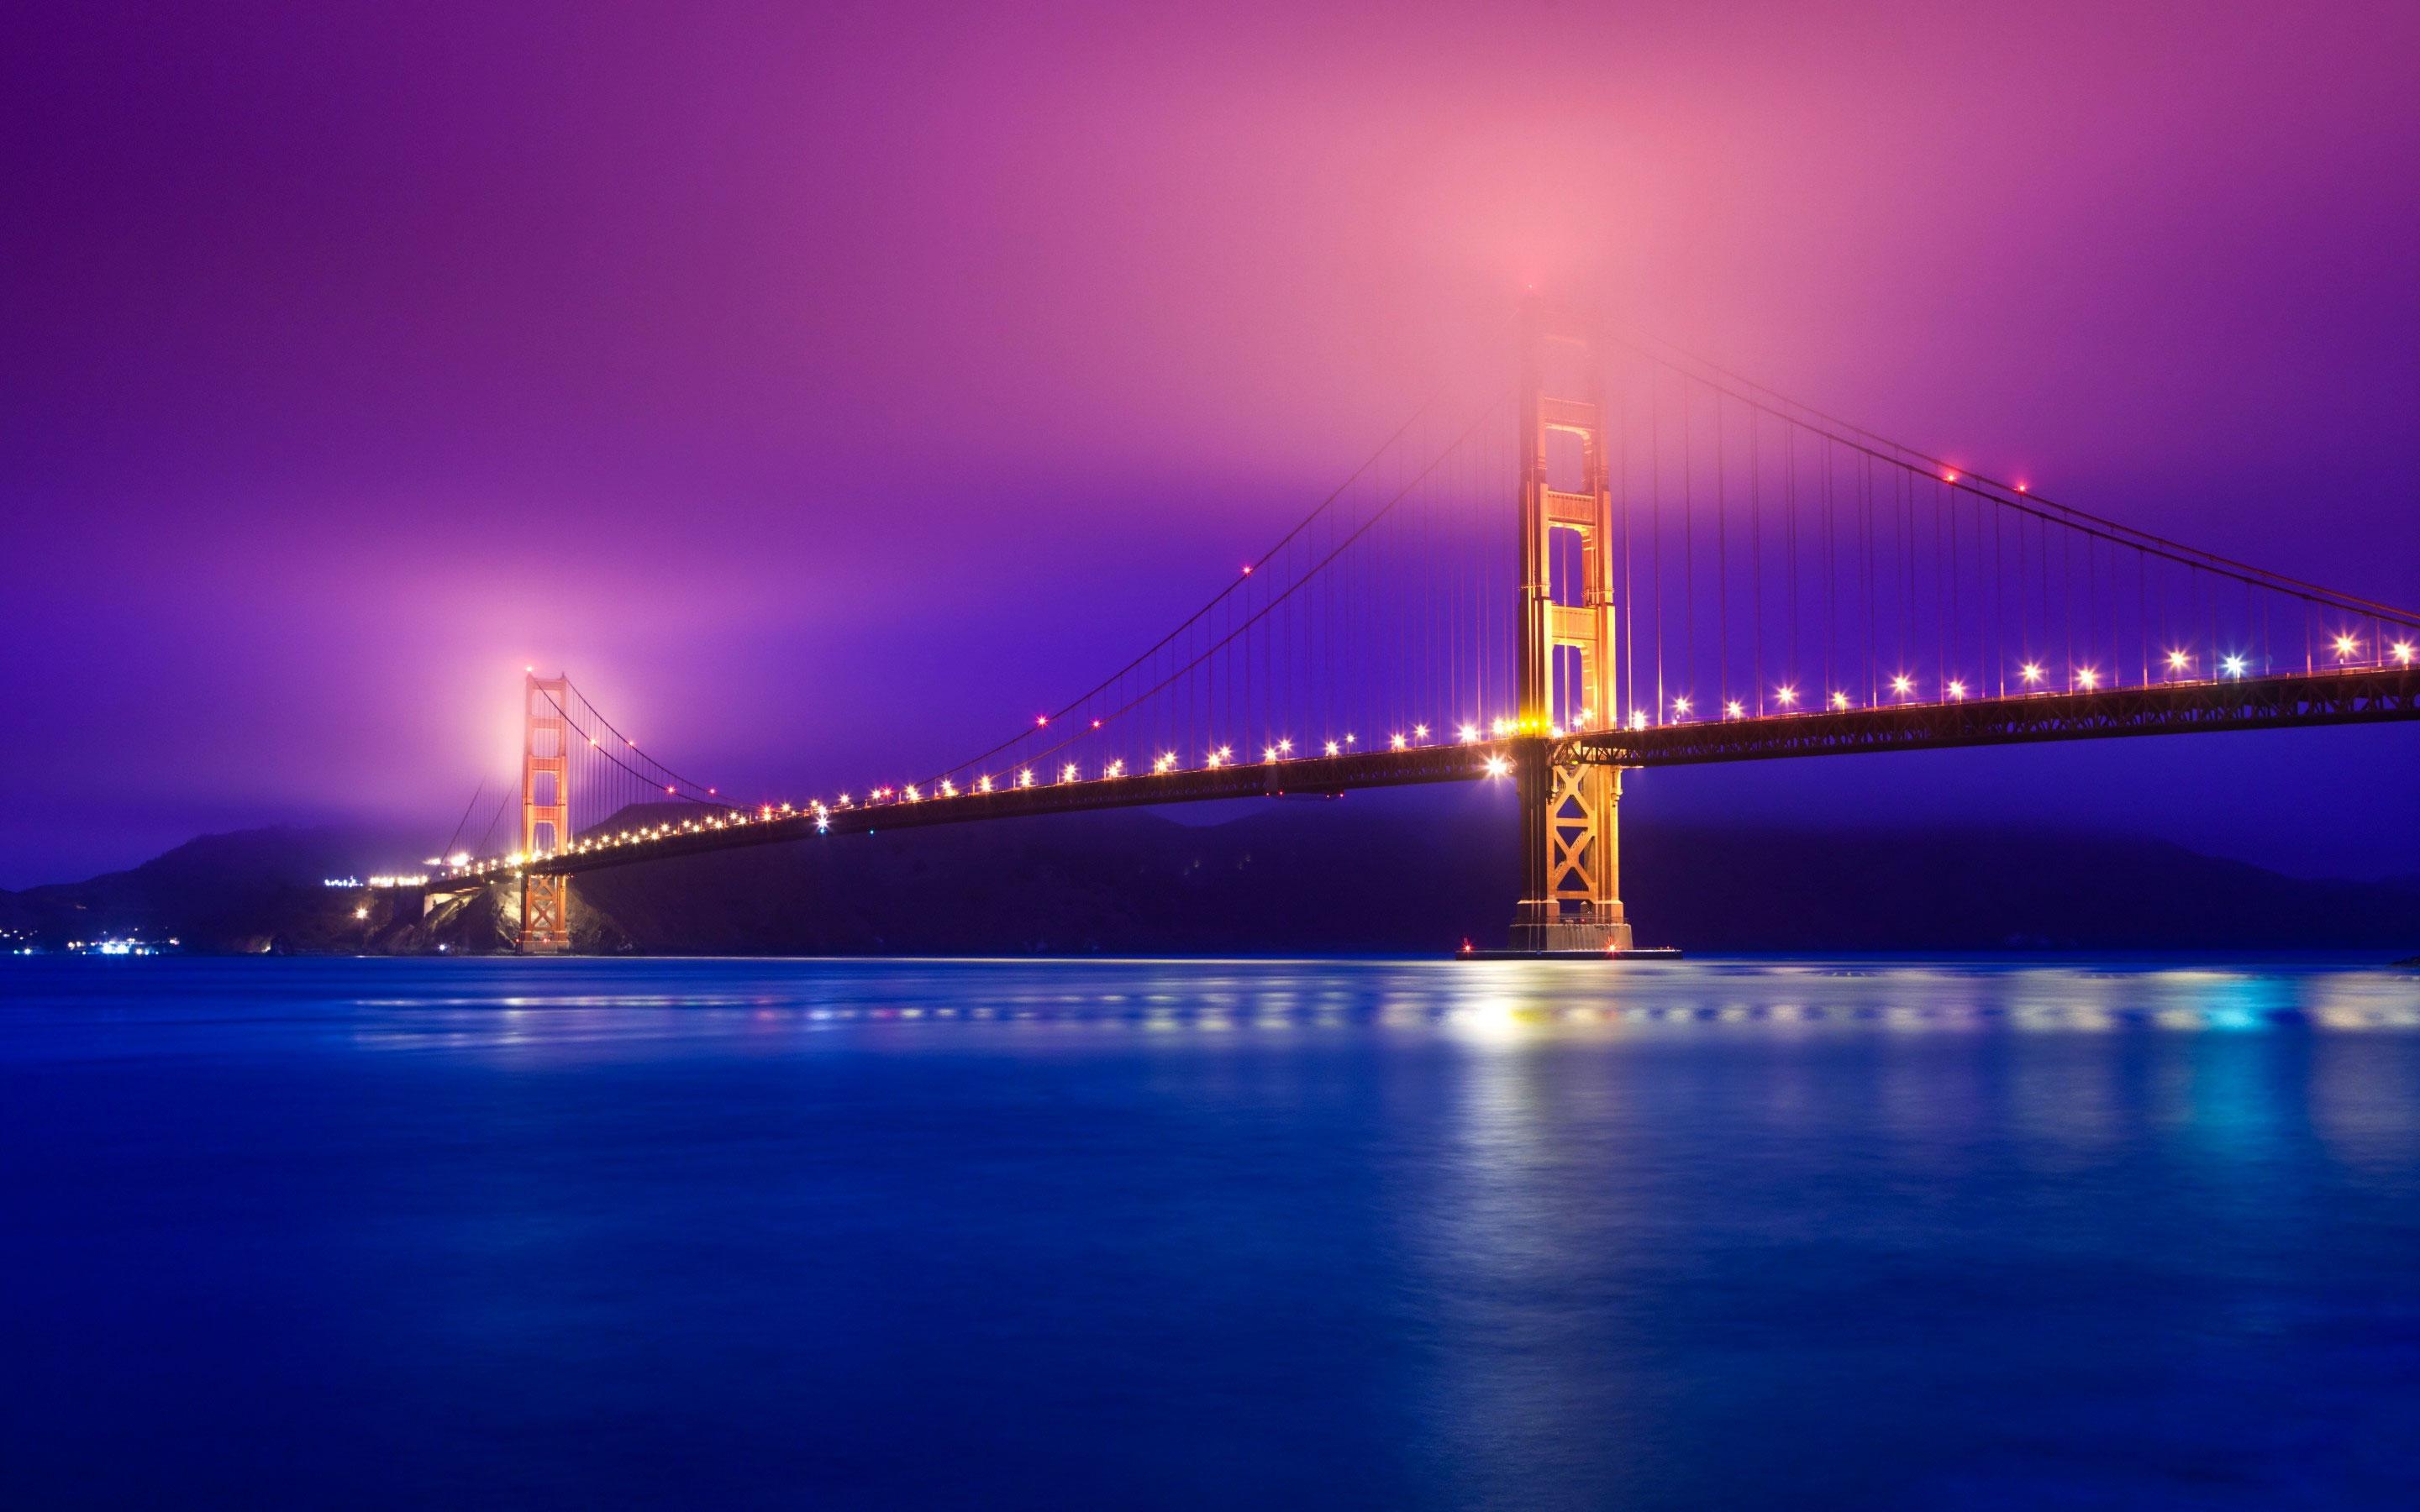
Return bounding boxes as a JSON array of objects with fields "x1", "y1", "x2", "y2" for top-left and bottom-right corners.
[{"x1": 3, "y1": 0, "x2": 2417, "y2": 884}]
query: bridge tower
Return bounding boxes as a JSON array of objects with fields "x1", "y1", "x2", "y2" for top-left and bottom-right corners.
[
  {"x1": 517, "y1": 671, "x2": 572, "y2": 953},
  {"x1": 1508, "y1": 302, "x2": 1634, "y2": 953}
]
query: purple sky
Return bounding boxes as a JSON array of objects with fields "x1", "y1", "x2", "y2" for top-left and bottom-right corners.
[{"x1": 5, "y1": 0, "x2": 2417, "y2": 888}]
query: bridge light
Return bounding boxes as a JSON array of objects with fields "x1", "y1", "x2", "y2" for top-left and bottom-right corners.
[
  {"x1": 1947, "y1": 680, "x2": 1968, "y2": 700},
  {"x1": 1036, "y1": 715, "x2": 1049, "y2": 727},
  {"x1": 1241, "y1": 564, "x2": 1253, "y2": 575},
  {"x1": 2395, "y1": 641, "x2": 2416, "y2": 665},
  {"x1": 1105, "y1": 759, "x2": 1124, "y2": 779},
  {"x1": 1155, "y1": 753, "x2": 1177, "y2": 773},
  {"x1": 1391, "y1": 732, "x2": 1407, "y2": 750},
  {"x1": 1344, "y1": 733, "x2": 1356, "y2": 746},
  {"x1": 1482, "y1": 755, "x2": 1509, "y2": 778},
  {"x1": 1324, "y1": 740, "x2": 1340, "y2": 756},
  {"x1": 1629, "y1": 710, "x2": 1649, "y2": 730},
  {"x1": 2075, "y1": 667, "x2": 2100, "y2": 690},
  {"x1": 354, "y1": 906, "x2": 368, "y2": 921},
  {"x1": 1891, "y1": 674, "x2": 1913, "y2": 696},
  {"x1": 2222, "y1": 654, "x2": 2247, "y2": 678},
  {"x1": 2333, "y1": 633, "x2": 2360, "y2": 659},
  {"x1": 1018, "y1": 768, "x2": 1034, "y2": 788},
  {"x1": 1263, "y1": 745, "x2": 1280, "y2": 762},
  {"x1": 1491, "y1": 717, "x2": 1512, "y2": 737},
  {"x1": 1724, "y1": 700, "x2": 1744, "y2": 719},
  {"x1": 1092, "y1": 718, "x2": 1102, "y2": 728},
  {"x1": 2166, "y1": 649, "x2": 2190, "y2": 671},
  {"x1": 1776, "y1": 685, "x2": 1798, "y2": 707},
  {"x1": 666, "y1": 785, "x2": 676, "y2": 795},
  {"x1": 1061, "y1": 763, "x2": 1081, "y2": 783},
  {"x1": 1278, "y1": 738, "x2": 1292, "y2": 754},
  {"x1": 1942, "y1": 470, "x2": 1958, "y2": 484},
  {"x1": 1671, "y1": 696, "x2": 1692, "y2": 717},
  {"x1": 1413, "y1": 723, "x2": 1430, "y2": 739},
  {"x1": 1460, "y1": 723, "x2": 1481, "y2": 743},
  {"x1": 939, "y1": 780, "x2": 957, "y2": 797},
  {"x1": 2021, "y1": 661, "x2": 2045, "y2": 685},
  {"x1": 2014, "y1": 481, "x2": 2028, "y2": 493},
  {"x1": 1830, "y1": 691, "x2": 1851, "y2": 710}
]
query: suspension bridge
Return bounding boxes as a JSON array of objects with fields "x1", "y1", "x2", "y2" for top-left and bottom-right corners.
[{"x1": 406, "y1": 302, "x2": 2420, "y2": 954}]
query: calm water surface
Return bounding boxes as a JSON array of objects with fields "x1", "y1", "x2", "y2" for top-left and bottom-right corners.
[{"x1": 4, "y1": 957, "x2": 2417, "y2": 1509}]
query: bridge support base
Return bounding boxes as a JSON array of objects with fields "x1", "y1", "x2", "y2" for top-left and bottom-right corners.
[
  {"x1": 1507, "y1": 900, "x2": 1635, "y2": 955},
  {"x1": 517, "y1": 874, "x2": 571, "y2": 954}
]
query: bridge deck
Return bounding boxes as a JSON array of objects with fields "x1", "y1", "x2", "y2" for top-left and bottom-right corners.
[{"x1": 436, "y1": 666, "x2": 2415, "y2": 883}]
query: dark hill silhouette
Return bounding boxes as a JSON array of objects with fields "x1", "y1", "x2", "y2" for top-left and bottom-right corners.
[{"x1": 8, "y1": 795, "x2": 2414, "y2": 955}]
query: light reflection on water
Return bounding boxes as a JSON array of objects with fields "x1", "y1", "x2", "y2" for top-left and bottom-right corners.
[{"x1": 3, "y1": 955, "x2": 2418, "y2": 1509}]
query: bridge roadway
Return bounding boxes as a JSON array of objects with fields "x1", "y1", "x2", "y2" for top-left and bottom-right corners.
[{"x1": 442, "y1": 665, "x2": 2417, "y2": 885}]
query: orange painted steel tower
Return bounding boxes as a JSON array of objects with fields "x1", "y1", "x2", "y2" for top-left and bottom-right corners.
[
  {"x1": 1508, "y1": 302, "x2": 1634, "y2": 953},
  {"x1": 518, "y1": 671, "x2": 572, "y2": 952}
]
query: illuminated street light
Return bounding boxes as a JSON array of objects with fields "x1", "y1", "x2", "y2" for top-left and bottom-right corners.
[
  {"x1": 1946, "y1": 680, "x2": 1967, "y2": 699},
  {"x1": 2166, "y1": 649, "x2": 2191, "y2": 672},
  {"x1": 1775, "y1": 685, "x2": 1797, "y2": 707},
  {"x1": 1671, "y1": 696, "x2": 1692, "y2": 717},
  {"x1": 1390, "y1": 732, "x2": 1407, "y2": 750},
  {"x1": 2075, "y1": 667, "x2": 2100, "y2": 690},
  {"x1": 1829, "y1": 691, "x2": 1850, "y2": 710},
  {"x1": 1891, "y1": 674, "x2": 1913, "y2": 696},
  {"x1": 1724, "y1": 700, "x2": 1744, "y2": 719},
  {"x1": 2395, "y1": 641, "x2": 2417, "y2": 665},
  {"x1": 2021, "y1": 661, "x2": 2045, "y2": 685},
  {"x1": 2222, "y1": 654, "x2": 2247, "y2": 678}
]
